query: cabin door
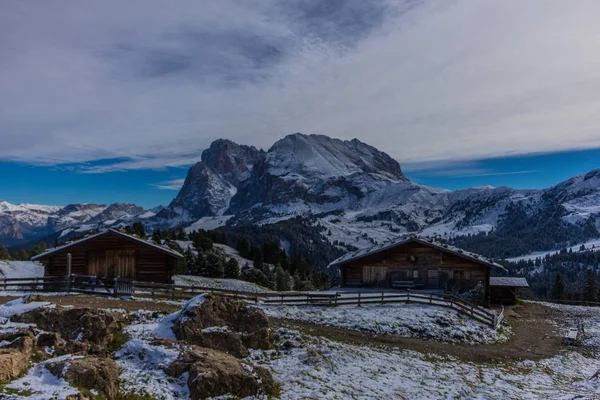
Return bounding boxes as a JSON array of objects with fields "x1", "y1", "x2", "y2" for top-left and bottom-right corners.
[
  {"x1": 104, "y1": 249, "x2": 136, "y2": 279},
  {"x1": 427, "y1": 268, "x2": 439, "y2": 289},
  {"x1": 363, "y1": 266, "x2": 388, "y2": 287}
]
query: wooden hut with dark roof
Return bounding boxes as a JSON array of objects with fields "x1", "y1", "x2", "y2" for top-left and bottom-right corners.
[
  {"x1": 329, "y1": 237, "x2": 510, "y2": 304},
  {"x1": 31, "y1": 229, "x2": 183, "y2": 283}
]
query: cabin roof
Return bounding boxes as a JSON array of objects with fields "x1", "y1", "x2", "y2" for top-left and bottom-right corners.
[
  {"x1": 490, "y1": 277, "x2": 529, "y2": 287},
  {"x1": 31, "y1": 228, "x2": 184, "y2": 260},
  {"x1": 328, "y1": 236, "x2": 507, "y2": 271}
]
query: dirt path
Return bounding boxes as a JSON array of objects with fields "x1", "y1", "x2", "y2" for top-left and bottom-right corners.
[
  {"x1": 0, "y1": 294, "x2": 182, "y2": 314},
  {"x1": 270, "y1": 303, "x2": 564, "y2": 363}
]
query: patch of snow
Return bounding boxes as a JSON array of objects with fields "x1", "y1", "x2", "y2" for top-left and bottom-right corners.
[
  {"x1": 174, "y1": 275, "x2": 270, "y2": 293},
  {"x1": 0, "y1": 261, "x2": 44, "y2": 279},
  {"x1": 185, "y1": 215, "x2": 233, "y2": 232},
  {"x1": 247, "y1": 328, "x2": 600, "y2": 399},
  {"x1": 258, "y1": 303, "x2": 508, "y2": 344},
  {"x1": 114, "y1": 339, "x2": 189, "y2": 399},
  {"x1": 3, "y1": 354, "x2": 83, "y2": 400},
  {"x1": 126, "y1": 294, "x2": 206, "y2": 340},
  {"x1": 0, "y1": 296, "x2": 51, "y2": 320}
]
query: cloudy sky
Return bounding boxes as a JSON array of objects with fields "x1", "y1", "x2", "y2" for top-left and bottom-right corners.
[{"x1": 2, "y1": 0, "x2": 600, "y2": 207}]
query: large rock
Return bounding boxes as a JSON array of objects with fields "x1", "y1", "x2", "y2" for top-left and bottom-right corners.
[
  {"x1": 164, "y1": 345, "x2": 277, "y2": 400},
  {"x1": 0, "y1": 335, "x2": 34, "y2": 382},
  {"x1": 13, "y1": 307, "x2": 123, "y2": 354},
  {"x1": 172, "y1": 294, "x2": 270, "y2": 357},
  {"x1": 46, "y1": 356, "x2": 119, "y2": 399}
]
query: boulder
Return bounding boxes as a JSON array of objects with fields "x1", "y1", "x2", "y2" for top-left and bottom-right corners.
[
  {"x1": 13, "y1": 308, "x2": 123, "y2": 354},
  {"x1": 46, "y1": 356, "x2": 119, "y2": 399},
  {"x1": 172, "y1": 294, "x2": 270, "y2": 356},
  {"x1": 36, "y1": 332, "x2": 61, "y2": 348},
  {"x1": 22, "y1": 294, "x2": 43, "y2": 304},
  {"x1": 191, "y1": 329, "x2": 248, "y2": 358},
  {"x1": 0, "y1": 335, "x2": 34, "y2": 382},
  {"x1": 164, "y1": 345, "x2": 278, "y2": 400}
]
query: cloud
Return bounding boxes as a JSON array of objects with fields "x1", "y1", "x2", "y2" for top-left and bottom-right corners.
[
  {"x1": 2, "y1": 0, "x2": 600, "y2": 171},
  {"x1": 150, "y1": 178, "x2": 186, "y2": 191}
]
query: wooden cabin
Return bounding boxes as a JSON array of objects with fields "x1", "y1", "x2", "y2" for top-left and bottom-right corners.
[
  {"x1": 31, "y1": 229, "x2": 183, "y2": 283},
  {"x1": 489, "y1": 277, "x2": 529, "y2": 305},
  {"x1": 330, "y1": 237, "x2": 507, "y2": 303}
]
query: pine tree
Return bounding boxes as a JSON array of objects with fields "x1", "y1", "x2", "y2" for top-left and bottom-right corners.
[
  {"x1": 0, "y1": 244, "x2": 10, "y2": 260},
  {"x1": 275, "y1": 264, "x2": 290, "y2": 291},
  {"x1": 551, "y1": 273, "x2": 565, "y2": 301},
  {"x1": 32, "y1": 242, "x2": 47, "y2": 257},
  {"x1": 184, "y1": 248, "x2": 197, "y2": 274},
  {"x1": 236, "y1": 238, "x2": 250, "y2": 258},
  {"x1": 584, "y1": 268, "x2": 598, "y2": 303},
  {"x1": 224, "y1": 258, "x2": 240, "y2": 279},
  {"x1": 205, "y1": 252, "x2": 224, "y2": 278},
  {"x1": 132, "y1": 222, "x2": 147, "y2": 239},
  {"x1": 253, "y1": 248, "x2": 265, "y2": 273},
  {"x1": 151, "y1": 228, "x2": 162, "y2": 244}
]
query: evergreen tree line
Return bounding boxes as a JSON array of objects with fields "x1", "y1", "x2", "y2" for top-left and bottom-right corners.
[
  {"x1": 451, "y1": 202, "x2": 598, "y2": 259},
  {"x1": 501, "y1": 245, "x2": 600, "y2": 303}
]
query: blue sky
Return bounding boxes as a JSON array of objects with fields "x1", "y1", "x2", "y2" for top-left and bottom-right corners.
[
  {"x1": 2, "y1": 1, "x2": 600, "y2": 208},
  {"x1": 1, "y1": 146, "x2": 598, "y2": 208}
]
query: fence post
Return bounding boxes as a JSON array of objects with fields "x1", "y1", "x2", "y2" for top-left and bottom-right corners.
[
  {"x1": 407, "y1": 289, "x2": 410, "y2": 304},
  {"x1": 334, "y1": 293, "x2": 338, "y2": 307},
  {"x1": 358, "y1": 292, "x2": 362, "y2": 307},
  {"x1": 429, "y1": 292, "x2": 433, "y2": 304},
  {"x1": 381, "y1": 290, "x2": 384, "y2": 304},
  {"x1": 66, "y1": 253, "x2": 72, "y2": 293},
  {"x1": 114, "y1": 277, "x2": 119, "y2": 298}
]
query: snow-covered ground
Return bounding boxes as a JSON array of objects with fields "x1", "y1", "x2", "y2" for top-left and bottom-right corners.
[
  {"x1": 0, "y1": 260, "x2": 44, "y2": 278},
  {"x1": 259, "y1": 303, "x2": 509, "y2": 344},
  {"x1": 174, "y1": 274, "x2": 271, "y2": 293},
  {"x1": 213, "y1": 243, "x2": 255, "y2": 268},
  {"x1": 533, "y1": 301, "x2": 600, "y2": 349},
  {"x1": 249, "y1": 328, "x2": 600, "y2": 400}
]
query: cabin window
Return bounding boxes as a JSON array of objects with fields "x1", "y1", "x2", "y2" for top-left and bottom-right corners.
[{"x1": 412, "y1": 270, "x2": 419, "y2": 279}]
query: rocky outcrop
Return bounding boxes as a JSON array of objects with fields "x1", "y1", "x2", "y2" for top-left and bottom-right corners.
[
  {"x1": 164, "y1": 344, "x2": 277, "y2": 400},
  {"x1": 46, "y1": 356, "x2": 119, "y2": 399},
  {"x1": 172, "y1": 294, "x2": 270, "y2": 357},
  {"x1": 13, "y1": 308, "x2": 124, "y2": 354},
  {"x1": 0, "y1": 333, "x2": 35, "y2": 382}
]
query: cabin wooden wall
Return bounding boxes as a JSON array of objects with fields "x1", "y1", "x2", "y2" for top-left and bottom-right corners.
[
  {"x1": 39, "y1": 233, "x2": 176, "y2": 283},
  {"x1": 340, "y1": 242, "x2": 489, "y2": 294}
]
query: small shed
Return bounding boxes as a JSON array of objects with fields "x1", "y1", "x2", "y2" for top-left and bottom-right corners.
[
  {"x1": 31, "y1": 229, "x2": 183, "y2": 283},
  {"x1": 489, "y1": 277, "x2": 529, "y2": 305}
]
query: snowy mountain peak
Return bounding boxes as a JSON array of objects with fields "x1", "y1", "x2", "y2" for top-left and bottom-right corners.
[{"x1": 267, "y1": 133, "x2": 406, "y2": 181}]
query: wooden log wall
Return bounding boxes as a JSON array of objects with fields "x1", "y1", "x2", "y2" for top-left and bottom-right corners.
[
  {"x1": 39, "y1": 233, "x2": 176, "y2": 283},
  {"x1": 340, "y1": 242, "x2": 489, "y2": 291}
]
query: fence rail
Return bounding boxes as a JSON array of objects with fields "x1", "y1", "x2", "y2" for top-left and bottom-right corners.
[{"x1": 0, "y1": 275, "x2": 503, "y2": 329}]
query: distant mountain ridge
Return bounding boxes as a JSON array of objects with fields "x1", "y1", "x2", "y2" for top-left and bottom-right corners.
[{"x1": 1, "y1": 133, "x2": 599, "y2": 260}]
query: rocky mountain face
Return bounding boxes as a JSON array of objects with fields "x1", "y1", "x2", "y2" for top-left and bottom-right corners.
[
  {"x1": 169, "y1": 140, "x2": 263, "y2": 220},
  {"x1": 2, "y1": 133, "x2": 599, "y2": 260}
]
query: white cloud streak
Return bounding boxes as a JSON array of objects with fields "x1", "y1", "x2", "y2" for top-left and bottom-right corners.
[
  {"x1": 2, "y1": 0, "x2": 600, "y2": 171},
  {"x1": 149, "y1": 178, "x2": 186, "y2": 191}
]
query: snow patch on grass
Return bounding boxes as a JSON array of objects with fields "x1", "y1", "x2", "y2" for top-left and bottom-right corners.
[
  {"x1": 0, "y1": 296, "x2": 51, "y2": 321},
  {"x1": 248, "y1": 328, "x2": 600, "y2": 399},
  {"x1": 0, "y1": 261, "x2": 44, "y2": 279},
  {"x1": 174, "y1": 274, "x2": 271, "y2": 293},
  {"x1": 114, "y1": 339, "x2": 189, "y2": 399},
  {"x1": 259, "y1": 303, "x2": 510, "y2": 344},
  {"x1": 2, "y1": 355, "x2": 83, "y2": 400}
]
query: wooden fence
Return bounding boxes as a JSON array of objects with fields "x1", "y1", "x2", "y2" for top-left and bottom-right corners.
[{"x1": 0, "y1": 275, "x2": 503, "y2": 329}]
